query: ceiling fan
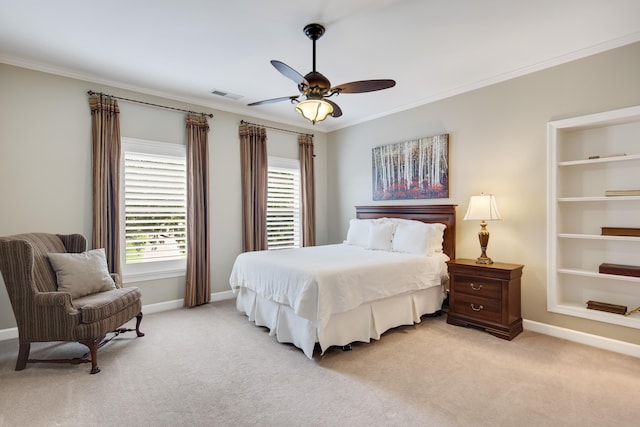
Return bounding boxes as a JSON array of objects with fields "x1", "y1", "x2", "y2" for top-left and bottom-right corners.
[{"x1": 247, "y1": 23, "x2": 396, "y2": 124}]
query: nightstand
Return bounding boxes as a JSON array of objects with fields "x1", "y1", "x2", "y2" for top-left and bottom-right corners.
[{"x1": 446, "y1": 259, "x2": 524, "y2": 340}]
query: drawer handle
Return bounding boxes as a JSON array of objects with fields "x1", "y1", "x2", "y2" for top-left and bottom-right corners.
[
  {"x1": 470, "y1": 283, "x2": 483, "y2": 291},
  {"x1": 470, "y1": 303, "x2": 484, "y2": 312}
]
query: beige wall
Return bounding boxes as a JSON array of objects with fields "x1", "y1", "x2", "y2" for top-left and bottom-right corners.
[
  {"x1": 326, "y1": 42, "x2": 640, "y2": 346},
  {"x1": 0, "y1": 64, "x2": 328, "y2": 330}
]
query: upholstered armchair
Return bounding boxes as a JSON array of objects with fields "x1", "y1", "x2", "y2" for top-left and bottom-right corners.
[{"x1": 0, "y1": 233, "x2": 144, "y2": 374}]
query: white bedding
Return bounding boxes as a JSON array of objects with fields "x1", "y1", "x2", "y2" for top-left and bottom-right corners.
[{"x1": 229, "y1": 243, "x2": 449, "y2": 329}]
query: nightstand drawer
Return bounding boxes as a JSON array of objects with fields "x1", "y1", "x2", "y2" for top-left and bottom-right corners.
[
  {"x1": 451, "y1": 275, "x2": 501, "y2": 299},
  {"x1": 452, "y1": 294, "x2": 501, "y2": 323}
]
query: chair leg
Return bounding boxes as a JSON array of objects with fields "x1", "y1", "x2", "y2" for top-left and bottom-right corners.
[
  {"x1": 135, "y1": 312, "x2": 145, "y2": 337},
  {"x1": 15, "y1": 341, "x2": 30, "y2": 371},
  {"x1": 79, "y1": 338, "x2": 101, "y2": 374}
]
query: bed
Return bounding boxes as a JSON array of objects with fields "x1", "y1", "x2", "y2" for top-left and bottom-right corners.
[{"x1": 229, "y1": 204, "x2": 457, "y2": 358}]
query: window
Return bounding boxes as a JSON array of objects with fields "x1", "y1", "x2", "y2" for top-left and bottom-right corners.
[
  {"x1": 267, "y1": 157, "x2": 301, "y2": 250},
  {"x1": 121, "y1": 138, "x2": 187, "y2": 282}
]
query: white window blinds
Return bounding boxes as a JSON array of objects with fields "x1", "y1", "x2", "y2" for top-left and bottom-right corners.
[
  {"x1": 267, "y1": 158, "x2": 301, "y2": 250},
  {"x1": 124, "y1": 151, "x2": 187, "y2": 264}
]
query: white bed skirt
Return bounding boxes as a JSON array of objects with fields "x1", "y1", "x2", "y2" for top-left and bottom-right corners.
[{"x1": 235, "y1": 285, "x2": 446, "y2": 358}]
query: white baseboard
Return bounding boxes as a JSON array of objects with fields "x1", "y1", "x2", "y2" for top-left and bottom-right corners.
[
  {"x1": 141, "y1": 290, "x2": 235, "y2": 314},
  {"x1": 0, "y1": 290, "x2": 236, "y2": 342},
  {"x1": 523, "y1": 319, "x2": 640, "y2": 358},
  {"x1": 210, "y1": 290, "x2": 235, "y2": 302},
  {"x1": 0, "y1": 327, "x2": 18, "y2": 342}
]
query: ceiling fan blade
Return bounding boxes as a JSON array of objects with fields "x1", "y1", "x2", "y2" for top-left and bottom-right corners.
[
  {"x1": 247, "y1": 95, "x2": 299, "y2": 106},
  {"x1": 325, "y1": 99, "x2": 342, "y2": 118},
  {"x1": 271, "y1": 60, "x2": 308, "y2": 86},
  {"x1": 331, "y1": 79, "x2": 396, "y2": 94}
]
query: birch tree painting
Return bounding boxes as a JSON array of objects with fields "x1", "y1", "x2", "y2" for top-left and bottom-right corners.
[{"x1": 372, "y1": 134, "x2": 449, "y2": 200}]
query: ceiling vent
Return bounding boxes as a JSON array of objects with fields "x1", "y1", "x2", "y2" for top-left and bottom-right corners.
[{"x1": 210, "y1": 89, "x2": 243, "y2": 100}]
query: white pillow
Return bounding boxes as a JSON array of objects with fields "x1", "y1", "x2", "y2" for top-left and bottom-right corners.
[
  {"x1": 48, "y1": 248, "x2": 116, "y2": 299},
  {"x1": 429, "y1": 223, "x2": 447, "y2": 253},
  {"x1": 385, "y1": 218, "x2": 447, "y2": 255},
  {"x1": 392, "y1": 221, "x2": 431, "y2": 255},
  {"x1": 345, "y1": 219, "x2": 372, "y2": 247},
  {"x1": 367, "y1": 221, "x2": 396, "y2": 251}
]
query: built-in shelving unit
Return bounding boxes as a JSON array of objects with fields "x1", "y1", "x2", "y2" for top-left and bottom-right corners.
[{"x1": 547, "y1": 105, "x2": 640, "y2": 328}]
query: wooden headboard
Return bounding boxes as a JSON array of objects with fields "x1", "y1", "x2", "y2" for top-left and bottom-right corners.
[{"x1": 355, "y1": 204, "x2": 457, "y2": 260}]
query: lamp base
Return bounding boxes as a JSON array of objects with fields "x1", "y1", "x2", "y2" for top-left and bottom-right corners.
[
  {"x1": 475, "y1": 255, "x2": 493, "y2": 265},
  {"x1": 476, "y1": 221, "x2": 493, "y2": 264}
]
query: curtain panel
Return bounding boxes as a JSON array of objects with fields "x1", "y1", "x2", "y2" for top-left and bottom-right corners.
[
  {"x1": 184, "y1": 115, "x2": 211, "y2": 307},
  {"x1": 299, "y1": 134, "x2": 316, "y2": 247},
  {"x1": 89, "y1": 94, "x2": 121, "y2": 276},
  {"x1": 239, "y1": 124, "x2": 268, "y2": 252}
]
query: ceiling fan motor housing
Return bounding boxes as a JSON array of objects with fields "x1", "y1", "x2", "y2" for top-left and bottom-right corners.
[{"x1": 302, "y1": 71, "x2": 331, "y2": 98}]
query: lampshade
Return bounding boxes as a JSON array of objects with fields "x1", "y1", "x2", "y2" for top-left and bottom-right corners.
[
  {"x1": 464, "y1": 194, "x2": 502, "y2": 221},
  {"x1": 295, "y1": 99, "x2": 333, "y2": 124}
]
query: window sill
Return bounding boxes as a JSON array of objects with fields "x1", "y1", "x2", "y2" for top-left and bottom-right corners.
[{"x1": 123, "y1": 268, "x2": 185, "y2": 284}]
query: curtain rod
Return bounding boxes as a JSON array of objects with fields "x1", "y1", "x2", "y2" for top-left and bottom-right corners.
[
  {"x1": 240, "y1": 120, "x2": 313, "y2": 138},
  {"x1": 87, "y1": 90, "x2": 213, "y2": 118}
]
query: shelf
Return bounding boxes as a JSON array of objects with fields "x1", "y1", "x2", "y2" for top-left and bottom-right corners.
[
  {"x1": 558, "y1": 233, "x2": 640, "y2": 242},
  {"x1": 558, "y1": 268, "x2": 640, "y2": 283},
  {"x1": 558, "y1": 153, "x2": 640, "y2": 166},
  {"x1": 549, "y1": 302, "x2": 640, "y2": 329},
  {"x1": 558, "y1": 196, "x2": 640, "y2": 202}
]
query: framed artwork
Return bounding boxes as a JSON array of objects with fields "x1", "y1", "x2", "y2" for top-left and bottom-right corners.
[{"x1": 372, "y1": 133, "x2": 449, "y2": 200}]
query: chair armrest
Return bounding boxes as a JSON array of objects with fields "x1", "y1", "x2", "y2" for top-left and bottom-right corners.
[
  {"x1": 29, "y1": 291, "x2": 80, "y2": 341},
  {"x1": 33, "y1": 291, "x2": 78, "y2": 315},
  {"x1": 111, "y1": 273, "x2": 122, "y2": 289}
]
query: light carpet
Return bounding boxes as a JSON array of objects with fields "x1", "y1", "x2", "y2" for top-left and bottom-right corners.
[{"x1": 0, "y1": 299, "x2": 638, "y2": 427}]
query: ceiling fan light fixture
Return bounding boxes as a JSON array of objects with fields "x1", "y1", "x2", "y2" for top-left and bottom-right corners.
[{"x1": 295, "y1": 99, "x2": 333, "y2": 124}]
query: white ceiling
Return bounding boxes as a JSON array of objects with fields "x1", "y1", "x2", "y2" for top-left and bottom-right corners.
[{"x1": 1, "y1": 0, "x2": 639, "y2": 132}]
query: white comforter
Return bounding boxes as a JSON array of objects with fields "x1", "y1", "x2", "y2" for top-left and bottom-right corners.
[{"x1": 229, "y1": 243, "x2": 449, "y2": 329}]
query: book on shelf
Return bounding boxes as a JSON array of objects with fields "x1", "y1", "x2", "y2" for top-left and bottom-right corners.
[
  {"x1": 587, "y1": 153, "x2": 626, "y2": 160},
  {"x1": 598, "y1": 263, "x2": 640, "y2": 278},
  {"x1": 586, "y1": 300, "x2": 627, "y2": 315},
  {"x1": 601, "y1": 227, "x2": 640, "y2": 237},
  {"x1": 605, "y1": 189, "x2": 640, "y2": 196}
]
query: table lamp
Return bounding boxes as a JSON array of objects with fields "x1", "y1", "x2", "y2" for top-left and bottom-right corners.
[{"x1": 464, "y1": 194, "x2": 502, "y2": 264}]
